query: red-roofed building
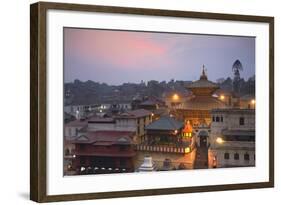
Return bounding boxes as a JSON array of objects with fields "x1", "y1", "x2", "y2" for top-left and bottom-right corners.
[{"x1": 70, "y1": 131, "x2": 137, "y2": 174}]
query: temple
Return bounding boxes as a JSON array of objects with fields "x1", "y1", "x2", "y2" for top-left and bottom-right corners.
[{"x1": 173, "y1": 66, "x2": 227, "y2": 149}]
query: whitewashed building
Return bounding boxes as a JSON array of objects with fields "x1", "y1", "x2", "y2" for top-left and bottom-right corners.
[{"x1": 208, "y1": 108, "x2": 255, "y2": 168}]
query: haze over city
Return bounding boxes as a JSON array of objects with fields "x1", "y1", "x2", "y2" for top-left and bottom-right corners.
[{"x1": 64, "y1": 28, "x2": 255, "y2": 85}]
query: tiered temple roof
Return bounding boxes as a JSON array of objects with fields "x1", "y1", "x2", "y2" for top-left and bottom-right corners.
[{"x1": 184, "y1": 66, "x2": 227, "y2": 110}]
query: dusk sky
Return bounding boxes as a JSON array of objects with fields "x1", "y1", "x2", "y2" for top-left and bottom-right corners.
[{"x1": 64, "y1": 28, "x2": 255, "y2": 85}]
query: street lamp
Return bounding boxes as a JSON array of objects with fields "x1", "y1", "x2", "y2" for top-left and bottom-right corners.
[
  {"x1": 172, "y1": 94, "x2": 179, "y2": 101},
  {"x1": 251, "y1": 99, "x2": 256, "y2": 109},
  {"x1": 216, "y1": 137, "x2": 224, "y2": 144}
]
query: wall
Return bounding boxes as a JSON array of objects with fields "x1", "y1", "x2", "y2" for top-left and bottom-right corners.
[{"x1": 0, "y1": 0, "x2": 280, "y2": 205}]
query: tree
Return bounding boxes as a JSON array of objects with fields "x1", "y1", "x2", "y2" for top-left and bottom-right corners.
[{"x1": 232, "y1": 60, "x2": 243, "y2": 94}]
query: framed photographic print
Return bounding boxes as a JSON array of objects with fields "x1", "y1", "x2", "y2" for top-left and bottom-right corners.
[{"x1": 30, "y1": 1, "x2": 274, "y2": 203}]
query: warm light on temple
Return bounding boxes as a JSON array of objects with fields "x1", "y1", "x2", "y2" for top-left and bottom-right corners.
[
  {"x1": 220, "y1": 95, "x2": 225, "y2": 100},
  {"x1": 216, "y1": 137, "x2": 224, "y2": 144},
  {"x1": 184, "y1": 147, "x2": 190, "y2": 153},
  {"x1": 172, "y1": 94, "x2": 179, "y2": 101}
]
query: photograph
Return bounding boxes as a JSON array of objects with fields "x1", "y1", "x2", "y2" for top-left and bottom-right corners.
[{"x1": 63, "y1": 28, "x2": 256, "y2": 176}]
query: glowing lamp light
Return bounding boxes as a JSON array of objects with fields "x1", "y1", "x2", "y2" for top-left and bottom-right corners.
[
  {"x1": 151, "y1": 113, "x2": 154, "y2": 117},
  {"x1": 174, "y1": 130, "x2": 178, "y2": 134},
  {"x1": 216, "y1": 137, "x2": 224, "y2": 144},
  {"x1": 172, "y1": 94, "x2": 179, "y2": 101},
  {"x1": 184, "y1": 147, "x2": 190, "y2": 153},
  {"x1": 220, "y1": 95, "x2": 225, "y2": 100},
  {"x1": 251, "y1": 99, "x2": 256, "y2": 104}
]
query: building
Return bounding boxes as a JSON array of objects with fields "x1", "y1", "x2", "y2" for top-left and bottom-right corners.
[
  {"x1": 173, "y1": 67, "x2": 228, "y2": 148},
  {"x1": 69, "y1": 131, "x2": 136, "y2": 174},
  {"x1": 239, "y1": 94, "x2": 256, "y2": 109},
  {"x1": 64, "y1": 104, "x2": 100, "y2": 118},
  {"x1": 64, "y1": 119, "x2": 88, "y2": 174},
  {"x1": 64, "y1": 109, "x2": 152, "y2": 174},
  {"x1": 136, "y1": 116, "x2": 196, "y2": 170},
  {"x1": 208, "y1": 108, "x2": 255, "y2": 168},
  {"x1": 135, "y1": 96, "x2": 168, "y2": 120},
  {"x1": 64, "y1": 119, "x2": 88, "y2": 139},
  {"x1": 164, "y1": 91, "x2": 191, "y2": 110},
  {"x1": 114, "y1": 109, "x2": 153, "y2": 140}
]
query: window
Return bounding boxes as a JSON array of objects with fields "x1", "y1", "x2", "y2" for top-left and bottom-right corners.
[
  {"x1": 239, "y1": 117, "x2": 245, "y2": 125},
  {"x1": 212, "y1": 116, "x2": 215, "y2": 122},
  {"x1": 244, "y1": 153, "x2": 250, "y2": 160},
  {"x1": 65, "y1": 148, "x2": 70, "y2": 156},
  {"x1": 234, "y1": 153, "x2": 239, "y2": 160},
  {"x1": 220, "y1": 116, "x2": 223, "y2": 122},
  {"x1": 216, "y1": 116, "x2": 220, "y2": 122},
  {"x1": 224, "y1": 153, "x2": 230, "y2": 160}
]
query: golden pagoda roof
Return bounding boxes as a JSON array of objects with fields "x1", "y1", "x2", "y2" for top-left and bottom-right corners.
[
  {"x1": 186, "y1": 66, "x2": 219, "y2": 95},
  {"x1": 184, "y1": 95, "x2": 227, "y2": 110},
  {"x1": 187, "y1": 66, "x2": 219, "y2": 89}
]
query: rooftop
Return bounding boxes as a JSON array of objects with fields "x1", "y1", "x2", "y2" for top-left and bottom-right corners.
[
  {"x1": 145, "y1": 116, "x2": 184, "y2": 131},
  {"x1": 211, "y1": 108, "x2": 255, "y2": 114},
  {"x1": 87, "y1": 117, "x2": 115, "y2": 123},
  {"x1": 184, "y1": 96, "x2": 227, "y2": 110},
  {"x1": 70, "y1": 130, "x2": 135, "y2": 145},
  {"x1": 116, "y1": 109, "x2": 152, "y2": 119},
  {"x1": 222, "y1": 129, "x2": 255, "y2": 136},
  {"x1": 65, "y1": 119, "x2": 88, "y2": 127},
  {"x1": 186, "y1": 66, "x2": 219, "y2": 95}
]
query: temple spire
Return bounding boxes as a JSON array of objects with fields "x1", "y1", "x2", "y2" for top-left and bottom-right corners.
[{"x1": 200, "y1": 65, "x2": 208, "y2": 80}]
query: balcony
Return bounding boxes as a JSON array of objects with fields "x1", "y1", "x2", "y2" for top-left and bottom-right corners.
[{"x1": 136, "y1": 144, "x2": 191, "y2": 154}]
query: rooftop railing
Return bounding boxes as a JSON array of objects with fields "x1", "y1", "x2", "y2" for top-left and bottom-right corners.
[{"x1": 136, "y1": 144, "x2": 191, "y2": 154}]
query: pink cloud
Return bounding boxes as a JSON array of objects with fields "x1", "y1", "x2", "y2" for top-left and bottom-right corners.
[{"x1": 64, "y1": 29, "x2": 174, "y2": 70}]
